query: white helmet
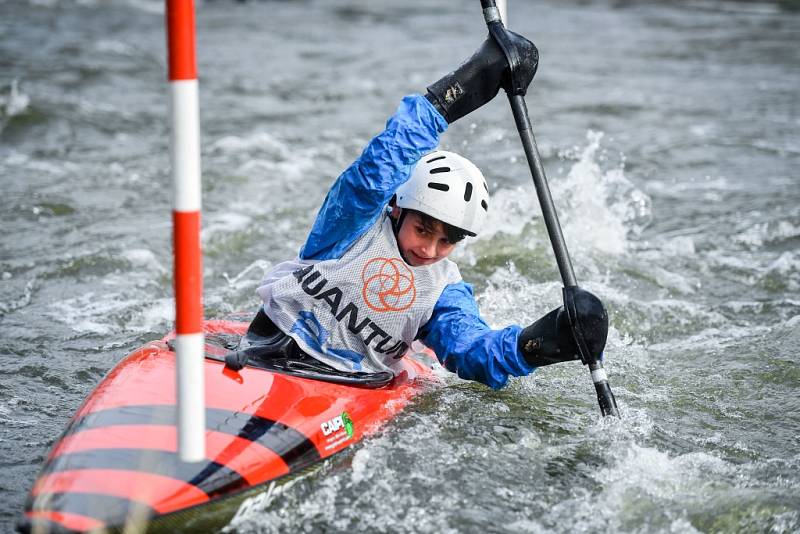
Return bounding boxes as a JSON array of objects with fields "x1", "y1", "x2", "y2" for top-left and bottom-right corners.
[{"x1": 396, "y1": 150, "x2": 490, "y2": 236}]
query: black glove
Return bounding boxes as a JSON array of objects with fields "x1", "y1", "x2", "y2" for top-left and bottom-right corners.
[
  {"x1": 518, "y1": 306, "x2": 579, "y2": 367},
  {"x1": 425, "y1": 30, "x2": 537, "y2": 124},
  {"x1": 519, "y1": 288, "x2": 608, "y2": 367}
]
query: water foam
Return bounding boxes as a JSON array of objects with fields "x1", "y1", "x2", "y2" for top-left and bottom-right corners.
[
  {"x1": 118, "y1": 249, "x2": 166, "y2": 275},
  {"x1": 555, "y1": 131, "x2": 651, "y2": 256},
  {"x1": 201, "y1": 212, "x2": 253, "y2": 242},
  {"x1": 210, "y1": 131, "x2": 291, "y2": 160},
  {"x1": 543, "y1": 442, "x2": 729, "y2": 532},
  {"x1": 48, "y1": 291, "x2": 131, "y2": 335},
  {"x1": 734, "y1": 220, "x2": 800, "y2": 249},
  {"x1": 0, "y1": 278, "x2": 36, "y2": 317},
  {"x1": 93, "y1": 39, "x2": 137, "y2": 56},
  {"x1": 221, "y1": 260, "x2": 273, "y2": 291},
  {"x1": 1, "y1": 79, "x2": 30, "y2": 118},
  {"x1": 476, "y1": 130, "x2": 651, "y2": 264},
  {"x1": 46, "y1": 256, "x2": 174, "y2": 335}
]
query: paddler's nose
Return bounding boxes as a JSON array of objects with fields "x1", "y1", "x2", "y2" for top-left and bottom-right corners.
[{"x1": 420, "y1": 237, "x2": 436, "y2": 258}]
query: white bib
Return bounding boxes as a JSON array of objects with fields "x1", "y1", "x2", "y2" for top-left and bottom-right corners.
[{"x1": 256, "y1": 213, "x2": 461, "y2": 373}]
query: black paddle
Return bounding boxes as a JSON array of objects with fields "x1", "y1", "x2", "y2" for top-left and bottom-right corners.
[{"x1": 480, "y1": 0, "x2": 620, "y2": 417}]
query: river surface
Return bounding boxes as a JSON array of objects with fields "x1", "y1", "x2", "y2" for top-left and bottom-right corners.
[{"x1": 1, "y1": 0, "x2": 799, "y2": 532}]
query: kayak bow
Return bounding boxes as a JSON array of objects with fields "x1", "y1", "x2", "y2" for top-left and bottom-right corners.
[{"x1": 21, "y1": 319, "x2": 434, "y2": 533}]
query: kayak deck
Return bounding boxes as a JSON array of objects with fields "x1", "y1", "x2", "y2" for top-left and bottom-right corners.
[{"x1": 22, "y1": 320, "x2": 435, "y2": 533}]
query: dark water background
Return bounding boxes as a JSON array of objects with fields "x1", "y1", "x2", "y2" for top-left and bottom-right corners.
[{"x1": 1, "y1": 0, "x2": 799, "y2": 532}]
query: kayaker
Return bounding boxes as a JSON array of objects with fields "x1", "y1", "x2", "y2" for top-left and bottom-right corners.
[{"x1": 231, "y1": 34, "x2": 609, "y2": 389}]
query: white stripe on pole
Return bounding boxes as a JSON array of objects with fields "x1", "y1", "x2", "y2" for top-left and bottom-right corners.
[
  {"x1": 167, "y1": 0, "x2": 204, "y2": 464},
  {"x1": 169, "y1": 80, "x2": 202, "y2": 212},
  {"x1": 591, "y1": 368, "x2": 608, "y2": 384},
  {"x1": 497, "y1": 0, "x2": 508, "y2": 27},
  {"x1": 175, "y1": 332, "x2": 205, "y2": 461}
]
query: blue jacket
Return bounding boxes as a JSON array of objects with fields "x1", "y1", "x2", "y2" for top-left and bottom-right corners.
[{"x1": 298, "y1": 94, "x2": 534, "y2": 389}]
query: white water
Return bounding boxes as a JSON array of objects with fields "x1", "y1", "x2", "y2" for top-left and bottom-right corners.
[{"x1": 1, "y1": 1, "x2": 799, "y2": 532}]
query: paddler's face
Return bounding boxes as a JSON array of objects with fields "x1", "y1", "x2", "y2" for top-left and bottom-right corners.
[{"x1": 391, "y1": 208, "x2": 456, "y2": 267}]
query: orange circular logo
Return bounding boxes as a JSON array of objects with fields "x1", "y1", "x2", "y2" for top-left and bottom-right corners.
[{"x1": 361, "y1": 257, "x2": 416, "y2": 312}]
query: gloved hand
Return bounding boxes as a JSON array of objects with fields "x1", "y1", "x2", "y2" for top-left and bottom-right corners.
[
  {"x1": 518, "y1": 306, "x2": 579, "y2": 367},
  {"x1": 518, "y1": 288, "x2": 608, "y2": 367},
  {"x1": 425, "y1": 30, "x2": 537, "y2": 124}
]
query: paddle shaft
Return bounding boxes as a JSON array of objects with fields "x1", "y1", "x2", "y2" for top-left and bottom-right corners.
[
  {"x1": 481, "y1": 0, "x2": 619, "y2": 417},
  {"x1": 508, "y1": 95, "x2": 576, "y2": 287},
  {"x1": 510, "y1": 94, "x2": 619, "y2": 418}
]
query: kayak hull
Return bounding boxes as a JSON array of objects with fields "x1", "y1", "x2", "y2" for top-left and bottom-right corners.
[{"x1": 22, "y1": 320, "x2": 434, "y2": 533}]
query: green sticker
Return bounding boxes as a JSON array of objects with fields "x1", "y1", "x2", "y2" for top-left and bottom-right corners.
[{"x1": 342, "y1": 412, "x2": 354, "y2": 438}]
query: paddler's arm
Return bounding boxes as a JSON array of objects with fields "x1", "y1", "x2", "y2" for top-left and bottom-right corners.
[
  {"x1": 418, "y1": 282, "x2": 535, "y2": 390},
  {"x1": 420, "y1": 283, "x2": 607, "y2": 389},
  {"x1": 300, "y1": 94, "x2": 447, "y2": 260}
]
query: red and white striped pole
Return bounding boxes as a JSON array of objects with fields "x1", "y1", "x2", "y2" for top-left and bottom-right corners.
[
  {"x1": 497, "y1": 0, "x2": 507, "y2": 26},
  {"x1": 166, "y1": 0, "x2": 205, "y2": 462}
]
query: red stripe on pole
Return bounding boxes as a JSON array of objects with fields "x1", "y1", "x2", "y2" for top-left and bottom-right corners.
[
  {"x1": 173, "y1": 210, "x2": 203, "y2": 334},
  {"x1": 166, "y1": 0, "x2": 197, "y2": 81}
]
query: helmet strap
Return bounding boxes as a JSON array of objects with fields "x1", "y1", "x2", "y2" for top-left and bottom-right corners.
[
  {"x1": 390, "y1": 207, "x2": 412, "y2": 264},
  {"x1": 391, "y1": 207, "x2": 408, "y2": 237}
]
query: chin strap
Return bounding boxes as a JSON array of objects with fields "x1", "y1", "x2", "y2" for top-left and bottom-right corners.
[
  {"x1": 390, "y1": 207, "x2": 407, "y2": 235},
  {"x1": 390, "y1": 206, "x2": 411, "y2": 264}
]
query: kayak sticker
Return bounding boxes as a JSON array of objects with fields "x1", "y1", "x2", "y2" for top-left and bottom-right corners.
[
  {"x1": 343, "y1": 412, "x2": 354, "y2": 438},
  {"x1": 321, "y1": 411, "x2": 354, "y2": 451}
]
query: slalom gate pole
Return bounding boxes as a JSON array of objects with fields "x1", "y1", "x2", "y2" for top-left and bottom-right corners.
[
  {"x1": 496, "y1": 0, "x2": 507, "y2": 26},
  {"x1": 166, "y1": 0, "x2": 206, "y2": 461},
  {"x1": 479, "y1": 0, "x2": 619, "y2": 417}
]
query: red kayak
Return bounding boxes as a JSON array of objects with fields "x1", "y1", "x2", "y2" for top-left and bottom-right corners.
[{"x1": 21, "y1": 319, "x2": 435, "y2": 533}]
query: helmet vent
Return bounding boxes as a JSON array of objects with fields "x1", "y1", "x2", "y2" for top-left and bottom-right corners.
[
  {"x1": 483, "y1": 181, "x2": 489, "y2": 192},
  {"x1": 426, "y1": 155, "x2": 446, "y2": 163},
  {"x1": 464, "y1": 182, "x2": 473, "y2": 202},
  {"x1": 481, "y1": 199, "x2": 488, "y2": 211},
  {"x1": 429, "y1": 166, "x2": 450, "y2": 174},
  {"x1": 427, "y1": 182, "x2": 450, "y2": 192}
]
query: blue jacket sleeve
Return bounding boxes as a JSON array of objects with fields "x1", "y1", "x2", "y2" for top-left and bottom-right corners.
[
  {"x1": 300, "y1": 94, "x2": 448, "y2": 261},
  {"x1": 419, "y1": 282, "x2": 535, "y2": 389}
]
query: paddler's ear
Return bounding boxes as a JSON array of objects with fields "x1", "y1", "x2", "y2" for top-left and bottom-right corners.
[
  {"x1": 388, "y1": 197, "x2": 407, "y2": 237},
  {"x1": 389, "y1": 195, "x2": 401, "y2": 220}
]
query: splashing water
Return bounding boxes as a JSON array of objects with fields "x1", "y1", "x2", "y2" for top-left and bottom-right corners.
[
  {"x1": 2, "y1": 1, "x2": 799, "y2": 532},
  {"x1": 555, "y1": 130, "x2": 652, "y2": 256},
  {"x1": 1, "y1": 79, "x2": 30, "y2": 118}
]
